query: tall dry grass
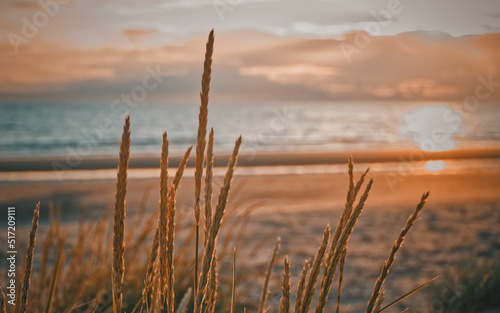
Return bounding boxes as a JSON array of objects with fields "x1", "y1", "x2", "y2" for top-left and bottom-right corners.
[
  {"x1": 365, "y1": 192, "x2": 429, "y2": 313},
  {"x1": 1, "y1": 29, "x2": 435, "y2": 313},
  {"x1": 425, "y1": 259, "x2": 500, "y2": 312},
  {"x1": 112, "y1": 115, "x2": 130, "y2": 313},
  {"x1": 259, "y1": 238, "x2": 280, "y2": 313},
  {"x1": 279, "y1": 256, "x2": 291, "y2": 313},
  {"x1": 16, "y1": 202, "x2": 40, "y2": 313},
  {"x1": 194, "y1": 29, "x2": 215, "y2": 313}
]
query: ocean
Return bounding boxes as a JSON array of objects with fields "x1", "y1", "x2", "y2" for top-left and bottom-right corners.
[{"x1": 0, "y1": 101, "x2": 499, "y2": 158}]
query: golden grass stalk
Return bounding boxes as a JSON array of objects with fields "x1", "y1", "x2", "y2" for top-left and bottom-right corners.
[
  {"x1": 196, "y1": 136, "x2": 242, "y2": 313},
  {"x1": 294, "y1": 259, "x2": 311, "y2": 313},
  {"x1": 194, "y1": 30, "x2": 215, "y2": 313},
  {"x1": 175, "y1": 288, "x2": 192, "y2": 313},
  {"x1": 205, "y1": 129, "x2": 217, "y2": 313},
  {"x1": 279, "y1": 256, "x2": 291, "y2": 313},
  {"x1": 315, "y1": 178, "x2": 373, "y2": 313},
  {"x1": 347, "y1": 156, "x2": 354, "y2": 195},
  {"x1": 335, "y1": 249, "x2": 346, "y2": 313},
  {"x1": 334, "y1": 160, "x2": 369, "y2": 313},
  {"x1": 44, "y1": 235, "x2": 65, "y2": 313},
  {"x1": 166, "y1": 213, "x2": 175, "y2": 313},
  {"x1": 259, "y1": 237, "x2": 280, "y2": 313},
  {"x1": 173, "y1": 146, "x2": 193, "y2": 191},
  {"x1": 166, "y1": 146, "x2": 192, "y2": 313},
  {"x1": 195, "y1": 28, "x2": 214, "y2": 225},
  {"x1": 17, "y1": 202, "x2": 40, "y2": 313},
  {"x1": 339, "y1": 167, "x2": 370, "y2": 241},
  {"x1": 143, "y1": 218, "x2": 160, "y2": 304},
  {"x1": 204, "y1": 128, "x2": 215, "y2": 244},
  {"x1": 1, "y1": 288, "x2": 7, "y2": 313},
  {"x1": 230, "y1": 247, "x2": 236, "y2": 313},
  {"x1": 300, "y1": 225, "x2": 331, "y2": 313},
  {"x1": 365, "y1": 192, "x2": 430, "y2": 313},
  {"x1": 211, "y1": 136, "x2": 242, "y2": 232},
  {"x1": 206, "y1": 256, "x2": 219, "y2": 313},
  {"x1": 378, "y1": 276, "x2": 438, "y2": 313},
  {"x1": 372, "y1": 288, "x2": 384, "y2": 313},
  {"x1": 151, "y1": 274, "x2": 161, "y2": 313},
  {"x1": 112, "y1": 115, "x2": 131, "y2": 313},
  {"x1": 159, "y1": 131, "x2": 170, "y2": 311}
]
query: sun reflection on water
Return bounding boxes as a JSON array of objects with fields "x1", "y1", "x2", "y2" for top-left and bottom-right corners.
[{"x1": 425, "y1": 160, "x2": 447, "y2": 173}]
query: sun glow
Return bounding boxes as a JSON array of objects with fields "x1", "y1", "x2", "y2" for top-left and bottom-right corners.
[{"x1": 425, "y1": 160, "x2": 447, "y2": 173}]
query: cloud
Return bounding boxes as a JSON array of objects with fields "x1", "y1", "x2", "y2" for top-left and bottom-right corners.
[
  {"x1": 9, "y1": 1, "x2": 40, "y2": 9},
  {"x1": 0, "y1": 30, "x2": 499, "y2": 103},
  {"x1": 3, "y1": 0, "x2": 500, "y2": 52},
  {"x1": 291, "y1": 22, "x2": 352, "y2": 37},
  {"x1": 123, "y1": 28, "x2": 159, "y2": 42},
  {"x1": 240, "y1": 65, "x2": 337, "y2": 82}
]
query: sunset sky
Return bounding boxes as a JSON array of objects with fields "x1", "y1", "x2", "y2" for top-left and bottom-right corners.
[{"x1": 1, "y1": 0, "x2": 500, "y2": 103}]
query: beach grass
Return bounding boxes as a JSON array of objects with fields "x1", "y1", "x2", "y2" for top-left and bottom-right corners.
[
  {"x1": 1, "y1": 30, "x2": 443, "y2": 313},
  {"x1": 424, "y1": 259, "x2": 500, "y2": 313}
]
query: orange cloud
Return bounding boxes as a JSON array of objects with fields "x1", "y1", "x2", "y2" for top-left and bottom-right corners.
[
  {"x1": 240, "y1": 65, "x2": 337, "y2": 85},
  {"x1": 0, "y1": 30, "x2": 499, "y2": 103},
  {"x1": 122, "y1": 28, "x2": 158, "y2": 42}
]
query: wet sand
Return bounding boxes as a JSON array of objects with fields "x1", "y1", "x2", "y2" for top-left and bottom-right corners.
[{"x1": 1, "y1": 145, "x2": 499, "y2": 171}]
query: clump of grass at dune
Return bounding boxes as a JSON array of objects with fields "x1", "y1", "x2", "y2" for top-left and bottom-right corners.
[
  {"x1": 424, "y1": 259, "x2": 500, "y2": 313},
  {"x1": 1, "y1": 30, "x2": 436, "y2": 313}
]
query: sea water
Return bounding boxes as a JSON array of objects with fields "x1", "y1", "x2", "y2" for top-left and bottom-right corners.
[{"x1": 0, "y1": 101, "x2": 499, "y2": 158}]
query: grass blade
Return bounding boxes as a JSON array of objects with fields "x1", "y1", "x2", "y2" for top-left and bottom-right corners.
[
  {"x1": 175, "y1": 288, "x2": 192, "y2": 313},
  {"x1": 196, "y1": 136, "x2": 242, "y2": 313},
  {"x1": 194, "y1": 29, "x2": 215, "y2": 313},
  {"x1": 294, "y1": 259, "x2": 311, "y2": 313},
  {"x1": 300, "y1": 225, "x2": 331, "y2": 313},
  {"x1": 112, "y1": 116, "x2": 131, "y2": 313},
  {"x1": 279, "y1": 256, "x2": 291, "y2": 313},
  {"x1": 44, "y1": 235, "x2": 65, "y2": 313},
  {"x1": 366, "y1": 192, "x2": 430, "y2": 313},
  {"x1": 230, "y1": 247, "x2": 236, "y2": 313},
  {"x1": 17, "y1": 202, "x2": 40, "y2": 313},
  {"x1": 378, "y1": 276, "x2": 439, "y2": 313},
  {"x1": 259, "y1": 237, "x2": 280, "y2": 313},
  {"x1": 159, "y1": 131, "x2": 170, "y2": 311}
]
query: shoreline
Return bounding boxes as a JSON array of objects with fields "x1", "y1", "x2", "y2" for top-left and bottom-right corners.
[
  {"x1": 1, "y1": 146, "x2": 500, "y2": 172},
  {"x1": 2, "y1": 169, "x2": 499, "y2": 222}
]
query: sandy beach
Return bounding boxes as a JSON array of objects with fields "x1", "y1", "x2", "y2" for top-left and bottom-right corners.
[{"x1": 1, "y1": 160, "x2": 499, "y2": 312}]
